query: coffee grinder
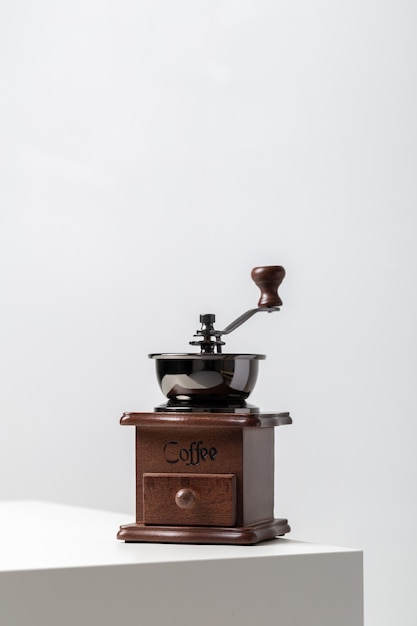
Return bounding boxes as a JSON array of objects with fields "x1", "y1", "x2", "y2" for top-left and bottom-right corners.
[{"x1": 117, "y1": 266, "x2": 291, "y2": 545}]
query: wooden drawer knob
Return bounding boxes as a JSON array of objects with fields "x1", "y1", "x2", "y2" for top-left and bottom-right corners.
[{"x1": 175, "y1": 488, "x2": 196, "y2": 510}]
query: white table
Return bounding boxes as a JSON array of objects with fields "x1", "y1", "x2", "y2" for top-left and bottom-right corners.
[{"x1": 0, "y1": 501, "x2": 363, "y2": 626}]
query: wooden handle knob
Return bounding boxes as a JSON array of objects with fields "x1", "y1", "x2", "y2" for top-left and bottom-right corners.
[
  {"x1": 175, "y1": 488, "x2": 196, "y2": 510},
  {"x1": 251, "y1": 266, "x2": 285, "y2": 307}
]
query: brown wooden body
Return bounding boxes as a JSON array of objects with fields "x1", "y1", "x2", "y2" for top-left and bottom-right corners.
[{"x1": 117, "y1": 411, "x2": 291, "y2": 545}]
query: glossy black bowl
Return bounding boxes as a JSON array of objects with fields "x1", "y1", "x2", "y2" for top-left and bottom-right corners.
[{"x1": 149, "y1": 353, "x2": 265, "y2": 406}]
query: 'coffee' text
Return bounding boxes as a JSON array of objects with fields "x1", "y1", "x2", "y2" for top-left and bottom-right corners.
[{"x1": 164, "y1": 441, "x2": 218, "y2": 466}]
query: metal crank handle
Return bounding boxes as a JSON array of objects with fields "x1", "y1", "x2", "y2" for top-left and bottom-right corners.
[{"x1": 218, "y1": 265, "x2": 286, "y2": 336}]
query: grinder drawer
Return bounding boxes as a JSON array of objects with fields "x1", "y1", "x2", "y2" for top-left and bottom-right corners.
[{"x1": 143, "y1": 473, "x2": 236, "y2": 527}]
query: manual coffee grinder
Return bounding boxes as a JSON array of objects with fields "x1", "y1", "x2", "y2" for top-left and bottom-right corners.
[{"x1": 117, "y1": 265, "x2": 291, "y2": 545}]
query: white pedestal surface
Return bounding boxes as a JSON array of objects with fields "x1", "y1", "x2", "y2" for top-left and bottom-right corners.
[{"x1": 0, "y1": 501, "x2": 363, "y2": 626}]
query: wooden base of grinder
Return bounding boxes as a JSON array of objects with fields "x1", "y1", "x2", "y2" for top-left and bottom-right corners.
[
  {"x1": 117, "y1": 410, "x2": 292, "y2": 546},
  {"x1": 118, "y1": 518, "x2": 290, "y2": 545}
]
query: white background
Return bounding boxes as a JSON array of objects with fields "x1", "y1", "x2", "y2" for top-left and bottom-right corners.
[{"x1": 0, "y1": 1, "x2": 416, "y2": 624}]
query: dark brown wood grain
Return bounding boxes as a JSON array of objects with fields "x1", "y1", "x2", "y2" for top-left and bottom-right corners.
[
  {"x1": 118, "y1": 410, "x2": 291, "y2": 545},
  {"x1": 120, "y1": 411, "x2": 292, "y2": 428},
  {"x1": 143, "y1": 473, "x2": 236, "y2": 526},
  {"x1": 117, "y1": 518, "x2": 290, "y2": 545},
  {"x1": 251, "y1": 265, "x2": 285, "y2": 307},
  {"x1": 135, "y1": 426, "x2": 243, "y2": 524}
]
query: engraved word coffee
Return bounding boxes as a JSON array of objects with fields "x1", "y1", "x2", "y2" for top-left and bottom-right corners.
[{"x1": 164, "y1": 440, "x2": 218, "y2": 466}]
